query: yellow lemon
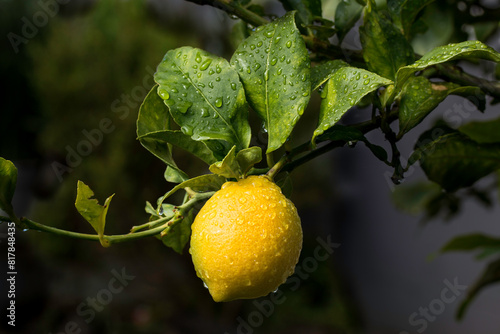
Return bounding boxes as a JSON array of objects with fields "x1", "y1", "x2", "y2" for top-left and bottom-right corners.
[{"x1": 189, "y1": 175, "x2": 303, "y2": 302}]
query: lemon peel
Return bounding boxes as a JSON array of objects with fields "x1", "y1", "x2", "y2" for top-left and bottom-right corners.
[{"x1": 189, "y1": 175, "x2": 302, "y2": 302}]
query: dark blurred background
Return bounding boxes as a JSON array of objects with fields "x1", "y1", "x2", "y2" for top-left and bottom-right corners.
[{"x1": 1, "y1": 0, "x2": 499, "y2": 333}]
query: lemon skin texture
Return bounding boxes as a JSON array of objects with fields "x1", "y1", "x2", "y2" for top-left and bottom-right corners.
[{"x1": 189, "y1": 175, "x2": 303, "y2": 302}]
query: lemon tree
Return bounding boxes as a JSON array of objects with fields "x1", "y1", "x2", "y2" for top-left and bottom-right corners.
[{"x1": 2, "y1": 0, "x2": 500, "y2": 314}]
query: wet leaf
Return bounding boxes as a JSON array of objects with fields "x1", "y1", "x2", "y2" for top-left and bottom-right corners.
[
  {"x1": 395, "y1": 40, "x2": 500, "y2": 92},
  {"x1": 312, "y1": 67, "x2": 392, "y2": 144},
  {"x1": 360, "y1": 1, "x2": 415, "y2": 80},
  {"x1": 387, "y1": 0, "x2": 435, "y2": 37},
  {"x1": 398, "y1": 76, "x2": 482, "y2": 135},
  {"x1": 311, "y1": 60, "x2": 348, "y2": 91},
  {"x1": 410, "y1": 127, "x2": 500, "y2": 192},
  {"x1": 231, "y1": 11, "x2": 311, "y2": 153},
  {"x1": 155, "y1": 46, "x2": 251, "y2": 150}
]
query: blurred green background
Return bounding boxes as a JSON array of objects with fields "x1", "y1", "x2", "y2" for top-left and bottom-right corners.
[{"x1": 2, "y1": 0, "x2": 500, "y2": 333}]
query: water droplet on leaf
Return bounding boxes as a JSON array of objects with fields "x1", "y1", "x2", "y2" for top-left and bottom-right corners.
[
  {"x1": 181, "y1": 125, "x2": 193, "y2": 136},
  {"x1": 200, "y1": 59, "x2": 212, "y2": 71},
  {"x1": 159, "y1": 89, "x2": 169, "y2": 100},
  {"x1": 215, "y1": 98, "x2": 223, "y2": 108}
]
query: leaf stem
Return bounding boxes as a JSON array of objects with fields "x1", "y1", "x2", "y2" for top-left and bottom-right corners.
[{"x1": 20, "y1": 191, "x2": 215, "y2": 244}]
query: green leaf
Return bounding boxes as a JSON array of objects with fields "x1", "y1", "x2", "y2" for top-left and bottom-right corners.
[
  {"x1": 138, "y1": 130, "x2": 218, "y2": 165},
  {"x1": 75, "y1": 181, "x2": 114, "y2": 247},
  {"x1": 457, "y1": 258, "x2": 500, "y2": 320},
  {"x1": 0, "y1": 157, "x2": 17, "y2": 216},
  {"x1": 312, "y1": 67, "x2": 392, "y2": 144},
  {"x1": 137, "y1": 85, "x2": 187, "y2": 177},
  {"x1": 155, "y1": 46, "x2": 251, "y2": 150},
  {"x1": 335, "y1": 0, "x2": 363, "y2": 42},
  {"x1": 396, "y1": 40, "x2": 500, "y2": 92},
  {"x1": 387, "y1": 0, "x2": 435, "y2": 37},
  {"x1": 310, "y1": 60, "x2": 348, "y2": 91},
  {"x1": 236, "y1": 146, "x2": 262, "y2": 176},
  {"x1": 157, "y1": 174, "x2": 225, "y2": 207},
  {"x1": 441, "y1": 234, "x2": 500, "y2": 253},
  {"x1": 231, "y1": 11, "x2": 311, "y2": 153},
  {"x1": 209, "y1": 145, "x2": 262, "y2": 179},
  {"x1": 164, "y1": 166, "x2": 189, "y2": 184},
  {"x1": 392, "y1": 181, "x2": 442, "y2": 215},
  {"x1": 459, "y1": 117, "x2": 500, "y2": 144},
  {"x1": 410, "y1": 127, "x2": 500, "y2": 192},
  {"x1": 137, "y1": 84, "x2": 171, "y2": 136},
  {"x1": 209, "y1": 146, "x2": 240, "y2": 179},
  {"x1": 278, "y1": 0, "x2": 322, "y2": 33},
  {"x1": 359, "y1": 1, "x2": 415, "y2": 80},
  {"x1": 158, "y1": 208, "x2": 194, "y2": 254},
  {"x1": 398, "y1": 76, "x2": 483, "y2": 135}
]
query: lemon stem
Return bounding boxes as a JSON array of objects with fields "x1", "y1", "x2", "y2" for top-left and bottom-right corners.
[{"x1": 266, "y1": 154, "x2": 288, "y2": 180}]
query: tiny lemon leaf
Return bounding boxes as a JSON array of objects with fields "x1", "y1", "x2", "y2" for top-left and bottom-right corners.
[
  {"x1": 155, "y1": 46, "x2": 251, "y2": 150},
  {"x1": 312, "y1": 67, "x2": 392, "y2": 145},
  {"x1": 75, "y1": 181, "x2": 114, "y2": 247},
  {"x1": 360, "y1": 1, "x2": 415, "y2": 80},
  {"x1": 395, "y1": 41, "x2": 500, "y2": 92},
  {"x1": 209, "y1": 146, "x2": 262, "y2": 179},
  {"x1": 0, "y1": 157, "x2": 17, "y2": 216},
  {"x1": 231, "y1": 11, "x2": 311, "y2": 153},
  {"x1": 311, "y1": 60, "x2": 348, "y2": 91},
  {"x1": 164, "y1": 166, "x2": 189, "y2": 184},
  {"x1": 398, "y1": 76, "x2": 483, "y2": 135},
  {"x1": 158, "y1": 208, "x2": 194, "y2": 254},
  {"x1": 209, "y1": 146, "x2": 240, "y2": 179},
  {"x1": 236, "y1": 146, "x2": 262, "y2": 177}
]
